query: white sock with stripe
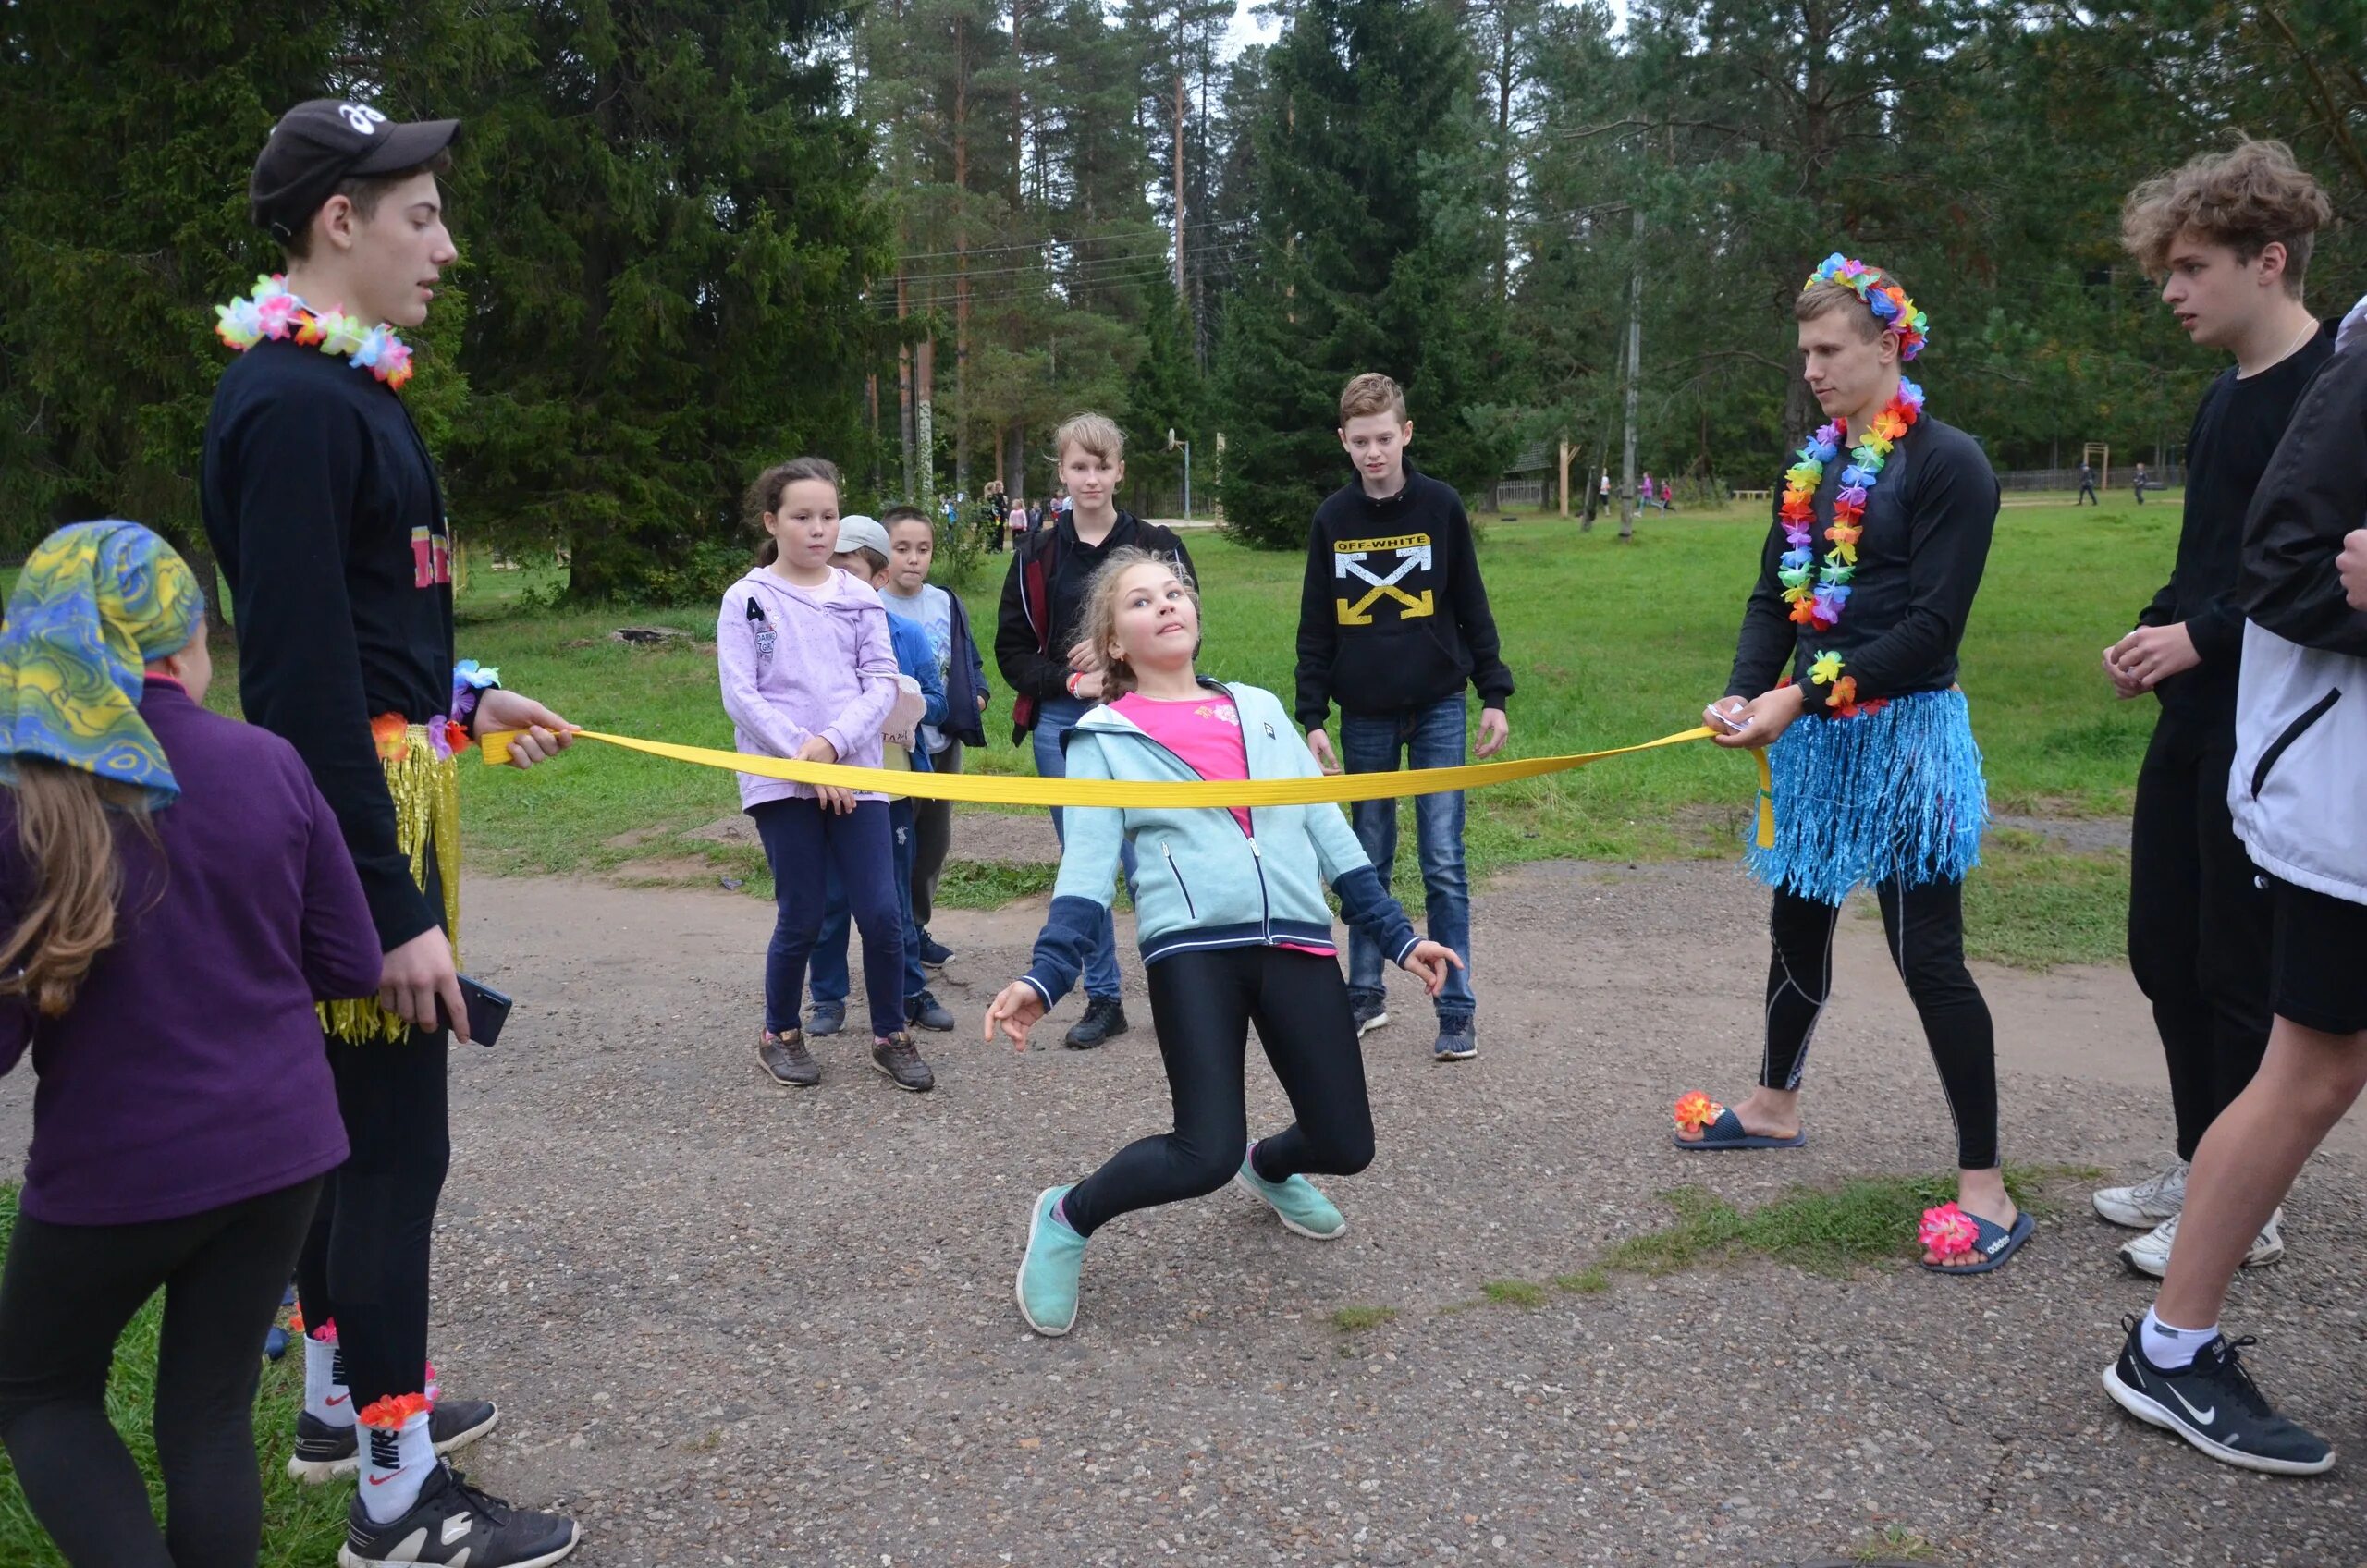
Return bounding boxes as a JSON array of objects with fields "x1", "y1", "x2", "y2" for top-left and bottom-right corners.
[
  {"x1": 302, "y1": 1330, "x2": 354, "y2": 1427},
  {"x1": 2140, "y1": 1306, "x2": 2217, "y2": 1371},
  {"x1": 358, "y1": 1403, "x2": 435, "y2": 1523}
]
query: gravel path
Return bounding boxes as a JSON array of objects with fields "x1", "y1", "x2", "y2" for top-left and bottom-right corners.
[{"x1": 8, "y1": 859, "x2": 2364, "y2": 1567}]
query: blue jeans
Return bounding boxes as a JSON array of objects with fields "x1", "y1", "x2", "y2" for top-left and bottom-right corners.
[
  {"x1": 750, "y1": 798, "x2": 903, "y2": 1040},
  {"x1": 811, "y1": 799, "x2": 927, "y2": 1011},
  {"x1": 1032, "y1": 694, "x2": 1135, "y2": 1000},
  {"x1": 1341, "y1": 697, "x2": 1475, "y2": 1023}
]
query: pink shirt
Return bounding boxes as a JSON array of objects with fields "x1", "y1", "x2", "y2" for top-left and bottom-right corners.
[{"x1": 1111, "y1": 691, "x2": 1254, "y2": 835}]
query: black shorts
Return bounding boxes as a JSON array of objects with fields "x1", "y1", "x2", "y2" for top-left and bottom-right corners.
[{"x1": 2267, "y1": 875, "x2": 2367, "y2": 1036}]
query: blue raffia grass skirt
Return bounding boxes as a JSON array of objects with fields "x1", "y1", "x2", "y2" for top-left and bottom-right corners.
[{"x1": 1745, "y1": 689, "x2": 1988, "y2": 905}]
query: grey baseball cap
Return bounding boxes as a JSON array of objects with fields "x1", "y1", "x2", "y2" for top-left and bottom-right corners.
[{"x1": 833, "y1": 515, "x2": 893, "y2": 559}]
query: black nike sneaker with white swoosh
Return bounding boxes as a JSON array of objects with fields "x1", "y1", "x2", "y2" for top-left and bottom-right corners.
[
  {"x1": 289, "y1": 1398, "x2": 499, "y2": 1482},
  {"x1": 2102, "y1": 1315, "x2": 2333, "y2": 1475},
  {"x1": 338, "y1": 1461, "x2": 580, "y2": 1567}
]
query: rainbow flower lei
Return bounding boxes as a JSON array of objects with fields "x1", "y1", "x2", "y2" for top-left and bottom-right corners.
[
  {"x1": 213, "y1": 275, "x2": 414, "y2": 389},
  {"x1": 1779, "y1": 254, "x2": 1933, "y2": 719}
]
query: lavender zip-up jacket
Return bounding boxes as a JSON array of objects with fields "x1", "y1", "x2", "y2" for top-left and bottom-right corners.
[{"x1": 717, "y1": 565, "x2": 901, "y2": 809}]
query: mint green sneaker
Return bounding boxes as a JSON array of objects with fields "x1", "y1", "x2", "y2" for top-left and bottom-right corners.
[
  {"x1": 1015, "y1": 1185, "x2": 1087, "y2": 1336},
  {"x1": 1234, "y1": 1148, "x2": 1348, "y2": 1240}
]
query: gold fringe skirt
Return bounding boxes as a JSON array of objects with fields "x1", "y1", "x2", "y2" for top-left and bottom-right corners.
[{"x1": 321, "y1": 722, "x2": 462, "y2": 1043}]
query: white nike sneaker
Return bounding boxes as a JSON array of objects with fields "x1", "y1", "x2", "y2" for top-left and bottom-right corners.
[
  {"x1": 2117, "y1": 1208, "x2": 2285, "y2": 1279},
  {"x1": 2093, "y1": 1159, "x2": 2187, "y2": 1229}
]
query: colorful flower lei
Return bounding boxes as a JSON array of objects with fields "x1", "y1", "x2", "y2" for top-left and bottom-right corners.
[
  {"x1": 1806, "y1": 253, "x2": 1928, "y2": 361},
  {"x1": 213, "y1": 275, "x2": 414, "y2": 389},
  {"x1": 1777, "y1": 376, "x2": 1926, "y2": 719}
]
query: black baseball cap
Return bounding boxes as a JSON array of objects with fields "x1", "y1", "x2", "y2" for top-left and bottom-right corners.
[{"x1": 249, "y1": 99, "x2": 460, "y2": 241}]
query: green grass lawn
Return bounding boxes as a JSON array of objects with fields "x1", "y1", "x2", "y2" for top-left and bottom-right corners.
[
  {"x1": 449, "y1": 494, "x2": 2164, "y2": 965},
  {"x1": 0, "y1": 1189, "x2": 348, "y2": 1568}
]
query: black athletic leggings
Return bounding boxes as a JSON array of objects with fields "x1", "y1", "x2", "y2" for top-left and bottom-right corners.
[
  {"x1": 1062, "y1": 945, "x2": 1376, "y2": 1237},
  {"x1": 0, "y1": 1178, "x2": 323, "y2": 1568},
  {"x1": 1761, "y1": 876, "x2": 2000, "y2": 1170},
  {"x1": 296, "y1": 1023, "x2": 450, "y2": 1410}
]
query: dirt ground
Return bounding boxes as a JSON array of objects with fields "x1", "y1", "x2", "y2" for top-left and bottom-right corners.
[{"x1": 8, "y1": 854, "x2": 2366, "y2": 1567}]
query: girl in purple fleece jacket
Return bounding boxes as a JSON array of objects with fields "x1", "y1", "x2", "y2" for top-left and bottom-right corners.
[
  {"x1": 718, "y1": 459, "x2": 918, "y2": 1092},
  {"x1": 0, "y1": 521, "x2": 383, "y2": 1568}
]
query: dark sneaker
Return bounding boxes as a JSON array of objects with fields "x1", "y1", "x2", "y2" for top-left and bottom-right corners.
[
  {"x1": 915, "y1": 932, "x2": 956, "y2": 969},
  {"x1": 905, "y1": 989, "x2": 956, "y2": 1033},
  {"x1": 1064, "y1": 996, "x2": 1129, "y2": 1050},
  {"x1": 757, "y1": 1030, "x2": 820, "y2": 1088},
  {"x1": 1350, "y1": 994, "x2": 1390, "y2": 1037},
  {"x1": 290, "y1": 1399, "x2": 499, "y2": 1484},
  {"x1": 2102, "y1": 1316, "x2": 2333, "y2": 1475},
  {"x1": 804, "y1": 998, "x2": 846, "y2": 1037},
  {"x1": 871, "y1": 1033, "x2": 936, "y2": 1093},
  {"x1": 338, "y1": 1461, "x2": 579, "y2": 1567},
  {"x1": 1433, "y1": 1020, "x2": 1478, "y2": 1061}
]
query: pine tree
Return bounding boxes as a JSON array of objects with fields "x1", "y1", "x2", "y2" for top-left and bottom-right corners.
[
  {"x1": 1214, "y1": 0, "x2": 1512, "y2": 547},
  {"x1": 446, "y1": 0, "x2": 892, "y2": 599},
  {"x1": 1122, "y1": 267, "x2": 1205, "y2": 514}
]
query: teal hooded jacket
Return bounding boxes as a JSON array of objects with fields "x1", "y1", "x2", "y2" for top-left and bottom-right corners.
[{"x1": 1019, "y1": 680, "x2": 1419, "y2": 1009}]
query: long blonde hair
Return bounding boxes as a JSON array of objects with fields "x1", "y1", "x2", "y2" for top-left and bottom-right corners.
[
  {"x1": 0, "y1": 761, "x2": 150, "y2": 1016},
  {"x1": 1077, "y1": 546, "x2": 1200, "y2": 697}
]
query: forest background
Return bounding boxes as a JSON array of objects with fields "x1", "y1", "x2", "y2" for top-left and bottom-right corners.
[{"x1": 5, "y1": 0, "x2": 2364, "y2": 595}]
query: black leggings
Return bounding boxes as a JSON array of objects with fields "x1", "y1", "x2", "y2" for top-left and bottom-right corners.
[
  {"x1": 296, "y1": 1024, "x2": 450, "y2": 1409},
  {"x1": 1762, "y1": 877, "x2": 1999, "y2": 1170},
  {"x1": 0, "y1": 1178, "x2": 323, "y2": 1568},
  {"x1": 1062, "y1": 945, "x2": 1376, "y2": 1237}
]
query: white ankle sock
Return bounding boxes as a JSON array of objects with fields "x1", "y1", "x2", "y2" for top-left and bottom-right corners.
[
  {"x1": 358, "y1": 1403, "x2": 435, "y2": 1523},
  {"x1": 302, "y1": 1331, "x2": 354, "y2": 1427},
  {"x1": 2141, "y1": 1306, "x2": 2217, "y2": 1370}
]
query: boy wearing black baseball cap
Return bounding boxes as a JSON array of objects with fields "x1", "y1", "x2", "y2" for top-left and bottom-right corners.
[{"x1": 202, "y1": 100, "x2": 581, "y2": 1568}]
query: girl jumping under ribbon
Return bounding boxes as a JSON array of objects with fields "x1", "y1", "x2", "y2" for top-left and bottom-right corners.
[
  {"x1": 1683, "y1": 256, "x2": 2026, "y2": 1275},
  {"x1": 984, "y1": 549, "x2": 1460, "y2": 1336}
]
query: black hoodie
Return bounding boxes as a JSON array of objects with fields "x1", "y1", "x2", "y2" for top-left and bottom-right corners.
[{"x1": 1294, "y1": 464, "x2": 1514, "y2": 729}]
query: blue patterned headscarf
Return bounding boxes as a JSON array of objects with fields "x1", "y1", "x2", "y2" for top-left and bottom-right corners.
[{"x1": 0, "y1": 521, "x2": 204, "y2": 808}]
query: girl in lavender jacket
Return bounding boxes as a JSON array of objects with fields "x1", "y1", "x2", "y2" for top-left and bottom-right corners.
[{"x1": 717, "y1": 458, "x2": 914, "y2": 1092}]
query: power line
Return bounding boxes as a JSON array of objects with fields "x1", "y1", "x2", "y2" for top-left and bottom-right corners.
[
  {"x1": 886, "y1": 236, "x2": 1250, "y2": 292},
  {"x1": 890, "y1": 216, "x2": 1249, "y2": 266}
]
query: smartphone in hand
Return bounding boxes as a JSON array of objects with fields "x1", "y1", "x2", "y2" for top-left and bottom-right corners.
[{"x1": 444, "y1": 975, "x2": 513, "y2": 1047}]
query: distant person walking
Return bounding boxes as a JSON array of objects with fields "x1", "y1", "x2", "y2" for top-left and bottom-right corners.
[{"x1": 2078, "y1": 460, "x2": 2100, "y2": 506}]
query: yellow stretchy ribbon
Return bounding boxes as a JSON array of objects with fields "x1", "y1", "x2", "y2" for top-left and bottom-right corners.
[{"x1": 483, "y1": 726, "x2": 1778, "y2": 848}]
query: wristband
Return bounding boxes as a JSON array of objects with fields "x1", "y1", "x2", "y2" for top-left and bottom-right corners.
[
  {"x1": 452, "y1": 660, "x2": 502, "y2": 735},
  {"x1": 1066, "y1": 671, "x2": 1083, "y2": 698}
]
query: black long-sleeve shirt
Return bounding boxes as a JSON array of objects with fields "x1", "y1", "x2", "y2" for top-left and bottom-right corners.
[
  {"x1": 1726, "y1": 413, "x2": 1998, "y2": 710},
  {"x1": 2137, "y1": 323, "x2": 2336, "y2": 729},
  {"x1": 1294, "y1": 465, "x2": 1515, "y2": 729},
  {"x1": 994, "y1": 510, "x2": 1196, "y2": 704},
  {"x1": 201, "y1": 338, "x2": 456, "y2": 951}
]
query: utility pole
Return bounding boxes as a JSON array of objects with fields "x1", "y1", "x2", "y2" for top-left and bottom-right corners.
[{"x1": 1620, "y1": 204, "x2": 1642, "y2": 543}]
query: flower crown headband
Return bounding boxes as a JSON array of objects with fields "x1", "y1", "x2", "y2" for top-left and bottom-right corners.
[{"x1": 1806, "y1": 253, "x2": 1929, "y2": 361}]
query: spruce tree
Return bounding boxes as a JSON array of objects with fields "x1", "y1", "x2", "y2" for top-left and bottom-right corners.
[
  {"x1": 1214, "y1": 0, "x2": 1510, "y2": 548},
  {"x1": 442, "y1": 0, "x2": 892, "y2": 599}
]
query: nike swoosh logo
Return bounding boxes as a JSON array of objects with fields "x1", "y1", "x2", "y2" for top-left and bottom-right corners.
[
  {"x1": 2168, "y1": 1386, "x2": 2216, "y2": 1426},
  {"x1": 325, "y1": 1394, "x2": 349, "y2": 1408},
  {"x1": 366, "y1": 1468, "x2": 410, "y2": 1487}
]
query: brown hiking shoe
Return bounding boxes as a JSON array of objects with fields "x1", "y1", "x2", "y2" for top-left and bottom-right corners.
[
  {"x1": 757, "y1": 1029, "x2": 820, "y2": 1088},
  {"x1": 869, "y1": 1032, "x2": 936, "y2": 1093}
]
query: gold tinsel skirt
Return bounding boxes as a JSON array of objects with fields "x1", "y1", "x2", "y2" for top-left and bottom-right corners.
[{"x1": 320, "y1": 718, "x2": 463, "y2": 1044}]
